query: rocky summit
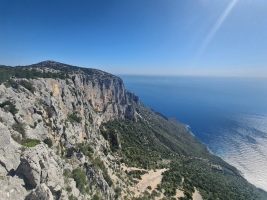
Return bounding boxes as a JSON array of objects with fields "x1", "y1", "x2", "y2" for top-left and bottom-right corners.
[{"x1": 0, "y1": 61, "x2": 266, "y2": 200}]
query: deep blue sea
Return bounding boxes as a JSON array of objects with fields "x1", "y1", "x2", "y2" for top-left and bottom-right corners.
[{"x1": 121, "y1": 75, "x2": 267, "y2": 191}]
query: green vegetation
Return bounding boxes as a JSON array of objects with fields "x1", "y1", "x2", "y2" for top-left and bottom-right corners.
[
  {"x1": 92, "y1": 194, "x2": 101, "y2": 200},
  {"x1": 102, "y1": 106, "x2": 267, "y2": 200},
  {"x1": 68, "y1": 112, "x2": 82, "y2": 124},
  {"x1": 12, "y1": 123, "x2": 26, "y2": 137},
  {"x1": 126, "y1": 170, "x2": 147, "y2": 180},
  {"x1": 19, "y1": 80, "x2": 35, "y2": 93},
  {"x1": 92, "y1": 157, "x2": 113, "y2": 186},
  {"x1": 21, "y1": 139, "x2": 40, "y2": 147},
  {"x1": 72, "y1": 167, "x2": 88, "y2": 194},
  {"x1": 100, "y1": 127, "x2": 120, "y2": 152},
  {"x1": 43, "y1": 138, "x2": 53, "y2": 148},
  {"x1": 114, "y1": 187, "x2": 122, "y2": 199},
  {"x1": 77, "y1": 143, "x2": 94, "y2": 158},
  {"x1": 69, "y1": 195, "x2": 78, "y2": 200},
  {"x1": 0, "y1": 100, "x2": 18, "y2": 115},
  {"x1": 4, "y1": 79, "x2": 19, "y2": 89},
  {"x1": 0, "y1": 67, "x2": 68, "y2": 84}
]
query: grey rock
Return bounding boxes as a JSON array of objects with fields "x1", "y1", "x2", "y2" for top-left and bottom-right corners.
[
  {"x1": 16, "y1": 144, "x2": 64, "y2": 191},
  {"x1": 0, "y1": 123, "x2": 21, "y2": 174},
  {"x1": 0, "y1": 176, "x2": 28, "y2": 200},
  {"x1": 25, "y1": 183, "x2": 53, "y2": 200}
]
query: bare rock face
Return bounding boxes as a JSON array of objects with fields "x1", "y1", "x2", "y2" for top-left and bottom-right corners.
[
  {"x1": 0, "y1": 122, "x2": 21, "y2": 174},
  {"x1": 16, "y1": 144, "x2": 64, "y2": 191},
  {"x1": 0, "y1": 176, "x2": 28, "y2": 200},
  {"x1": 25, "y1": 184, "x2": 53, "y2": 200}
]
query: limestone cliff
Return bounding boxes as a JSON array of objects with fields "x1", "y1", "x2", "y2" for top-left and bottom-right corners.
[{"x1": 0, "y1": 61, "x2": 138, "y2": 200}]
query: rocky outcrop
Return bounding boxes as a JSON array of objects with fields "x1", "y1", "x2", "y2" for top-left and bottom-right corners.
[
  {"x1": 0, "y1": 175, "x2": 28, "y2": 200},
  {"x1": 0, "y1": 123, "x2": 21, "y2": 174},
  {"x1": 0, "y1": 61, "x2": 139, "y2": 200},
  {"x1": 25, "y1": 184, "x2": 53, "y2": 200},
  {"x1": 16, "y1": 144, "x2": 64, "y2": 190}
]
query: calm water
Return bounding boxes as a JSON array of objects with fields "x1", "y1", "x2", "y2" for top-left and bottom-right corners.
[{"x1": 121, "y1": 75, "x2": 267, "y2": 191}]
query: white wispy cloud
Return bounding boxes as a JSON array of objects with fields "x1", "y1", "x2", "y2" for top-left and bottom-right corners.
[{"x1": 197, "y1": 0, "x2": 239, "y2": 57}]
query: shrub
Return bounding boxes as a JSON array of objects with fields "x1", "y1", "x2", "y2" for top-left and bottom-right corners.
[
  {"x1": 68, "y1": 112, "x2": 82, "y2": 124},
  {"x1": 43, "y1": 138, "x2": 53, "y2": 147},
  {"x1": 19, "y1": 80, "x2": 35, "y2": 93},
  {"x1": 77, "y1": 143, "x2": 93, "y2": 158},
  {"x1": 0, "y1": 100, "x2": 18, "y2": 115},
  {"x1": 63, "y1": 169, "x2": 72, "y2": 178},
  {"x1": 126, "y1": 170, "x2": 147, "y2": 179},
  {"x1": 72, "y1": 168, "x2": 88, "y2": 194},
  {"x1": 69, "y1": 195, "x2": 78, "y2": 200},
  {"x1": 12, "y1": 123, "x2": 26, "y2": 137},
  {"x1": 100, "y1": 127, "x2": 120, "y2": 152},
  {"x1": 92, "y1": 194, "x2": 100, "y2": 200},
  {"x1": 4, "y1": 79, "x2": 19, "y2": 89},
  {"x1": 92, "y1": 157, "x2": 113, "y2": 186},
  {"x1": 21, "y1": 139, "x2": 40, "y2": 147},
  {"x1": 114, "y1": 187, "x2": 122, "y2": 199}
]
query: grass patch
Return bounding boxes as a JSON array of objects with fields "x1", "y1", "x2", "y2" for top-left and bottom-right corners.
[{"x1": 21, "y1": 139, "x2": 40, "y2": 147}]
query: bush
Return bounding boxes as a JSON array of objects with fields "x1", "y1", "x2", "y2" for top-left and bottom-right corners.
[
  {"x1": 100, "y1": 127, "x2": 120, "y2": 152},
  {"x1": 126, "y1": 170, "x2": 147, "y2": 179},
  {"x1": 69, "y1": 195, "x2": 78, "y2": 200},
  {"x1": 92, "y1": 194, "x2": 100, "y2": 200},
  {"x1": 19, "y1": 80, "x2": 35, "y2": 93},
  {"x1": 92, "y1": 157, "x2": 113, "y2": 186},
  {"x1": 72, "y1": 168, "x2": 88, "y2": 194},
  {"x1": 68, "y1": 112, "x2": 82, "y2": 124},
  {"x1": 114, "y1": 187, "x2": 122, "y2": 199},
  {"x1": 4, "y1": 79, "x2": 19, "y2": 89},
  {"x1": 77, "y1": 143, "x2": 93, "y2": 158},
  {"x1": 0, "y1": 100, "x2": 18, "y2": 115},
  {"x1": 21, "y1": 139, "x2": 40, "y2": 147},
  {"x1": 43, "y1": 138, "x2": 53, "y2": 147},
  {"x1": 12, "y1": 123, "x2": 26, "y2": 137},
  {"x1": 63, "y1": 169, "x2": 72, "y2": 178}
]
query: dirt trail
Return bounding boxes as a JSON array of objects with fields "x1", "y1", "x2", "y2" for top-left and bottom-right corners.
[
  {"x1": 135, "y1": 168, "x2": 167, "y2": 193},
  {"x1": 193, "y1": 187, "x2": 203, "y2": 200}
]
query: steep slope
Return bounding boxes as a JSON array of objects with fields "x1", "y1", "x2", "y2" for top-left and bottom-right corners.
[{"x1": 0, "y1": 61, "x2": 266, "y2": 200}]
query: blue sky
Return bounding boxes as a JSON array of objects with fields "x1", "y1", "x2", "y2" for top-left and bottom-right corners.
[{"x1": 0, "y1": 0, "x2": 267, "y2": 76}]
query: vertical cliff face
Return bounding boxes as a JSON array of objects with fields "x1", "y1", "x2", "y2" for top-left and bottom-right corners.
[{"x1": 0, "y1": 61, "x2": 139, "y2": 200}]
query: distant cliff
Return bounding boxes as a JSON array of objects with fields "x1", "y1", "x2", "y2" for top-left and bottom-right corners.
[{"x1": 0, "y1": 61, "x2": 266, "y2": 200}]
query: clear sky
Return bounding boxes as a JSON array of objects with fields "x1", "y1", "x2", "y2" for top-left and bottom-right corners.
[{"x1": 1, "y1": 0, "x2": 267, "y2": 77}]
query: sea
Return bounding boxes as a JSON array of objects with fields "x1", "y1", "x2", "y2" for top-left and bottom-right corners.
[{"x1": 121, "y1": 75, "x2": 267, "y2": 191}]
